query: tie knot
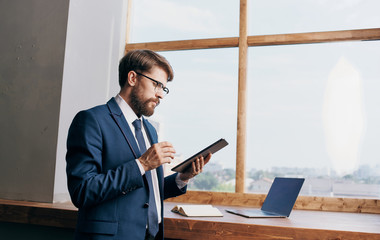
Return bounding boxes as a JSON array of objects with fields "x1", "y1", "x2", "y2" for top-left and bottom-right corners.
[{"x1": 132, "y1": 119, "x2": 142, "y2": 130}]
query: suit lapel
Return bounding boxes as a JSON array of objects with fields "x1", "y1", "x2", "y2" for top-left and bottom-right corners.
[
  {"x1": 142, "y1": 118, "x2": 158, "y2": 145},
  {"x1": 107, "y1": 98, "x2": 142, "y2": 158},
  {"x1": 107, "y1": 100, "x2": 164, "y2": 197}
]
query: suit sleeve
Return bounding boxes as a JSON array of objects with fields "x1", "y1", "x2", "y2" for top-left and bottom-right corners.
[
  {"x1": 66, "y1": 110, "x2": 144, "y2": 209},
  {"x1": 163, "y1": 172, "x2": 187, "y2": 200}
]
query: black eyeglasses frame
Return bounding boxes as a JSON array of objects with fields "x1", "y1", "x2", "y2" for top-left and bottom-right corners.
[{"x1": 135, "y1": 71, "x2": 169, "y2": 95}]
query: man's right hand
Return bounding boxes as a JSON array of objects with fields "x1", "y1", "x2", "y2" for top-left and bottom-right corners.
[{"x1": 138, "y1": 141, "x2": 176, "y2": 171}]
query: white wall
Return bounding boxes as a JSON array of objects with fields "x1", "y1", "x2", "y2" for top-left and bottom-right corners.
[{"x1": 54, "y1": 0, "x2": 128, "y2": 202}]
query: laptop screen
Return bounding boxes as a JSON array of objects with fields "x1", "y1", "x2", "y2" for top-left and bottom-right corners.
[{"x1": 261, "y1": 177, "x2": 305, "y2": 217}]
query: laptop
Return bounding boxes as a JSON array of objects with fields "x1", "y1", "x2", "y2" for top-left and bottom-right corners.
[{"x1": 226, "y1": 177, "x2": 305, "y2": 218}]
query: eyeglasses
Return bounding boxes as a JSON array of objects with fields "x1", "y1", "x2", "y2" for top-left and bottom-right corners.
[{"x1": 135, "y1": 71, "x2": 169, "y2": 96}]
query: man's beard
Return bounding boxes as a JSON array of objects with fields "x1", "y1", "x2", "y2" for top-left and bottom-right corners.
[{"x1": 130, "y1": 85, "x2": 160, "y2": 117}]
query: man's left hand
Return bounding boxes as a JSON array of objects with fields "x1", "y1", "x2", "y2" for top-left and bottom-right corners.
[{"x1": 179, "y1": 153, "x2": 212, "y2": 182}]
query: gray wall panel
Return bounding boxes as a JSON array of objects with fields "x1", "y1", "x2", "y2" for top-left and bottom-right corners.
[{"x1": 0, "y1": 0, "x2": 70, "y2": 202}]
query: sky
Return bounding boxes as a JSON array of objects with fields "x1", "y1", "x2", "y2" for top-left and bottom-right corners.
[{"x1": 129, "y1": 0, "x2": 380, "y2": 175}]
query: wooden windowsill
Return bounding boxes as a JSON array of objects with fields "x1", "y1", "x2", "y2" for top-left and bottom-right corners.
[
  {"x1": 164, "y1": 202, "x2": 380, "y2": 240},
  {"x1": 0, "y1": 199, "x2": 379, "y2": 239}
]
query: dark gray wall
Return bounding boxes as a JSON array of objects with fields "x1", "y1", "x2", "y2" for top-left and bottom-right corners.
[{"x1": 0, "y1": 0, "x2": 70, "y2": 202}]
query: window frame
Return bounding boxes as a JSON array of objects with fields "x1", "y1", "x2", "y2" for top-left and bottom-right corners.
[{"x1": 125, "y1": 0, "x2": 380, "y2": 213}]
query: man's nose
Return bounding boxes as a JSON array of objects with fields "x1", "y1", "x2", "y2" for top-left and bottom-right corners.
[{"x1": 156, "y1": 89, "x2": 164, "y2": 99}]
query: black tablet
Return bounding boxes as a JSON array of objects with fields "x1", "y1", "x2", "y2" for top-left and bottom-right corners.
[{"x1": 171, "y1": 138, "x2": 228, "y2": 173}]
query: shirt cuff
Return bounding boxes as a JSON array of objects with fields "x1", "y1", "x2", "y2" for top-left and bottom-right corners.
[
  {"x1": 175, "y1": 173, "x2": 188, "y2": 189},
  {"x1": 135, "y1": 159, "x2": 145, "y2": 176}
]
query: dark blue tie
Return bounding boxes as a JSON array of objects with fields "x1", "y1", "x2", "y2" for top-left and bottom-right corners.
[{"x1": 132, "y1": 119, "x2": 159, "y2": 237}]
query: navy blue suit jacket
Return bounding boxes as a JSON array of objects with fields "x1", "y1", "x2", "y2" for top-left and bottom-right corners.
[{"x1": 66, "y1": 98, "x2": 186, "y2": 240}]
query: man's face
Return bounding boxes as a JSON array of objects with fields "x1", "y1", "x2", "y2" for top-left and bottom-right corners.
[{"x1": 130, "y1": 67, "x2": 168, "y2": 117}]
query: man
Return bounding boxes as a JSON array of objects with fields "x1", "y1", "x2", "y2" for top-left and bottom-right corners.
[{"x1": 66, "y1": 49, "x2": 211, "y2": 240}]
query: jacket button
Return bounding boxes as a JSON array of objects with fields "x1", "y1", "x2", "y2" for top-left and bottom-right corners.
[
  {"x1": 122, "y1": 191, "x2": 127, "y2": 195},
  {"x1": 143, "y1": 203, "x2": 149, "y2": 208}
]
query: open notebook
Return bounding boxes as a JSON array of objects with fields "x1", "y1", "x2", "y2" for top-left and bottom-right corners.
[
  {"x1": 171, "y1": 204, "x2": 223, "y2": 217},
  {"x1": 226, "y1": 177, "x2": 304, "y2": 218}
]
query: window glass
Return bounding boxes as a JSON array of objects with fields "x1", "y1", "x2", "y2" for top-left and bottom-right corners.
[
  {"x1": 130, "y1": 0, "x2": 239, "y2": 42},
  {"x1": 246, "y1": 41, "x2": 380, "y2": 198},
  {"x1": 249, "y1": 0, "x2": 380, "y2": 35},
  {"x1": 149, "y1": 49, "x2": 238, "y2": 192}
]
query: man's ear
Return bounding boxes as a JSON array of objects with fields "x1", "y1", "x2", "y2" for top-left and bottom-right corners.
[{"x1": 127, "y1": 71, "x2": 137, "y2": 86}]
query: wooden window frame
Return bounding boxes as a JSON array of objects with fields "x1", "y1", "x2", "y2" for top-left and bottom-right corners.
[{"x1": 125, "y1": 0, "x2": 380, "y2": 213}]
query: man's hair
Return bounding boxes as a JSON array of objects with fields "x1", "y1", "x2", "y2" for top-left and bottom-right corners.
[{"x1": 118, "y1": 49, "x2": 174, "y2": 88}]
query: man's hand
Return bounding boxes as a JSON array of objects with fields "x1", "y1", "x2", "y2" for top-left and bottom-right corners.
[
  {"x1": 179, "y1": 153, "x2": 212, "y2": 182},
  {"x1": 138, "y1": 141, "x2": 176, "y2": 171}
]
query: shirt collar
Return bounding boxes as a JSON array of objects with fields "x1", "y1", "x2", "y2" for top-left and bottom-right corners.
[{"x1": 115, "y1": 94, "x2": 141, "y2": 124}]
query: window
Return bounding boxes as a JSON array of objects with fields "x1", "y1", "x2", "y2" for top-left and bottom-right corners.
[
  {"x1": 149, "y1": 49, "x2": 238, "y2": 192},
  {"x1": 247, "y1": 41, "x2": 380, "y2": 198},
  {"x1": 249, "y1": 0, "x2": 380, "y2": 35},
  {"x1": 130, "y1": 0, "x2": 238, "y2": 42},
  {"x1": 126, "y1": 0, "x2": 380, "y2": 203}
]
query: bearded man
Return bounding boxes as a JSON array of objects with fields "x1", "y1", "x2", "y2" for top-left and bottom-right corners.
[{"x1": 66, "y1": 49, "x2": 211, "y2": 240}]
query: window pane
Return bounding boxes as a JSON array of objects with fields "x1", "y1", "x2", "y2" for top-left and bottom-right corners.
[
  {"x1": 249, "y1": 0, "x2": 380, "y2": 35},
  {"x1": 247, "y1": 41, "x2": 380, "y2": 198},
  {"x1": 130, "y1": 0, "x2": 239, "y2": 42},
  {"x1": 149, "y1": 49, "x2": 238, "y2": 192}
]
